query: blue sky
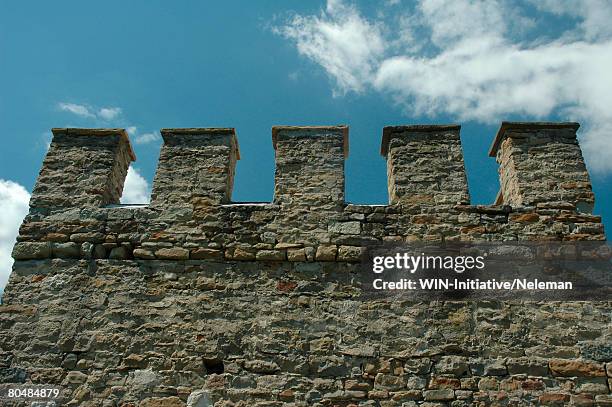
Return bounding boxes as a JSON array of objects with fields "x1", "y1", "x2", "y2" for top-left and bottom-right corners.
[{"x1": 1, "y1": 0, "x2": 611, "y2": 290}]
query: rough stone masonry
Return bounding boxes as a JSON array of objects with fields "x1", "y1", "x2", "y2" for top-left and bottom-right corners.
[{"x1": 0, "y1": 123, "x2": 610, "y2": 406}]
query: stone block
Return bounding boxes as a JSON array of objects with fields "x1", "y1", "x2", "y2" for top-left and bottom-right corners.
[
  {"x1": 155, "y1": 247, "x2": 190, "y2": 260},
  {"x1": 12, "y1": 242, "x2": 51, "y2": 260}
]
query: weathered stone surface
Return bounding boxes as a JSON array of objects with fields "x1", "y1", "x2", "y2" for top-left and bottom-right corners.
[
  {"x1": 329, "y1": 221, "x2": 361, "y2": 235},
  {"x1": 70, "y1": 232, "x2": 105, "y2": 243},
  {"x1": 315, "y1": 245, "x2": 337, "y2": 261},
  {"x1": 229, "y1": 247, "x2": 255, "y2": 260},
  {"x1": 287, "y1": 248, "x2": 306, "y2": 261},
  {"x1": 337, "y1": 245, "x2": 363, "y2": 262},
  {"x1": 51, "y1": 242, "x2": 80, "y2": 258},
  {"x1": 423, "y1": 389, "x2": 455, "y2": 401},
  {"x1": 255, "y1": 249, "x2": 285, "y2": 261},
  {"x1": 187, "y1": 390, "x2": 213, "y2": 407},
  {"x1": 109, "y1": 246, "x2": 129, "y2": 260},
  {"x1": 63, "y1": 371, "x2": 88, "y2": 384},
  {"x1": 155, "y1": 247, "x2": 189, "y2": 260},
  {"x1": 436, "y1": 357, "x2": 469, "y2": 376},
  {"x1": 549, "y1": 359, "x2": 606, "y2": 377},
  {"x1": 190, "y1": 248, "x2": 223, "y2": 260},
  {"x1": 478, "y1": 377, "x2": 499, "y2": 390},
  {"x1": 574, "y1": 377, "x2": 609, "y2": 394},
  {"x1": 580, "y1": 342, "x2": 612, "y2": 362},
  {"x1": 506, "y1": 357, "x2": 549, "y2": 376},
  {"x1": 133, "y1": 248, "x2": 155, "y2": 259},
  {"x1": 539, "y1": 392, "x2": 570, "y2": 404},
  {"x1": 12, "y1": 242, "x2": 51, "y2": 260},
  {"x1": 140, "y1": 397, "x2": 185, "y2": 407}
]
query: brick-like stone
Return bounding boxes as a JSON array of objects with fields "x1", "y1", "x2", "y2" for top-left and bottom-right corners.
[
  {"x1": 12, "y1": 242, "x2": 51, "y2": 260},
  {"x1": 315, "y1": 245, "x2": 337, "y2": 261},
  {"x1": 133, "y1": 248, "x2": 155, "y2": 259},
  {"x1": 506, "y1": 357, "x2": 549, "y2": 376},
  {"x1": 539, "y1": 393, "x2": 570, "y2": 405},
  {"x1": 155, "y1": 247, "x2": 189, "y2": 260},
  {"x1": 549, "y1": 359, "x2": 605, "y2": 377},
  {"x1": 287, "y1": 248, "x2": 306, "y2": 261},
  {"x1": 423, "y1": 389, "x2": 455, "y2": 401},
  {"x1": 51, "y1": 242, "x2": 80, "y2": 258},
  {"x1": 190, "y1": 248, "x2": 223, "y2": 260},
  {"x1": 256, "y1": 249, "x2": 286, "y2": 261},
  {"x1": 337, "y1": 245, "x2": 363, "y2": 262},
  {"x1": 436, "y1": 357, "x2": 469, "y2": 376}
]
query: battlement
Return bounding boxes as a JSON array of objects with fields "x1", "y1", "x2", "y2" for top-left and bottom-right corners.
[
  {"x1": 11, "y1": 122, "x2": 605, "y2": 265},
  {"x1": 28, "y1": 123, "x2": 597, "y2": 214},
  {"x1": 489, "y1": 122, "x2": 594, "y2": 211},
  {"x1": 30, "y1": 128, "x2": 135, "y2": 209}
]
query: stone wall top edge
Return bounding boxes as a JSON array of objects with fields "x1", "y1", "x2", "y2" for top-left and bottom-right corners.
[
  {"x1": 271, "y1": 125, "x2": 348, "y2": 136},
  {"x1": 159, "y1": 128, "x2": 240, "y2": 160},
  {"x1": 160, "y1": 127, "x2": 236, "y2": 135},
  {"x1": 488, "y1": 121, "x2": 581, "y2": 157},
  {"x1": 382, "y1": 124, "x2": 461, "y2": 135},
  {"x1": 51, "y1": 127, "x2": 136, "y2": 161},
  {"x1": 272, "y1": 125, "x2": 349, "y2": 158},
  {"x1": 380, "y1": 124, "x2": 461, "y2": 156}
]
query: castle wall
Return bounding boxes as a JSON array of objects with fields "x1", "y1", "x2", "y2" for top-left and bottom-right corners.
[{"x1": 1, "y1": 124, "x2": 609, "y2": 407}]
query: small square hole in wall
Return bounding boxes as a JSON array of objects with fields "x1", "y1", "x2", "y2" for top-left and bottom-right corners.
[{"x1": 203, "y1": 358, "x2": 224, "y2": 374}]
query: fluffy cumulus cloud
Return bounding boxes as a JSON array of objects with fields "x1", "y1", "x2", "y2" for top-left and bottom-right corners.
[
  {"x1": 277, "y1": 0, "x2": 386, "y2": 95},
  {"x1": 0, "y1": 180, "x2": 30, "y2": 293},
  {"x1": 277, "y1": 0, "x2": 612, "y2": 173},
  {"x1": 120, "y1": 166, "x2": 151, "y2": 204}
]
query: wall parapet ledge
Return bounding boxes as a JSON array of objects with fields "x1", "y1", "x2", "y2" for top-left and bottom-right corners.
[
  {"x1": 381, "y1": 124, "x2": 461, "y2": 156},
  {"x1": 488, "y1": 121, "x2": 580, "y2": 157},
  {"x1": 272, "y1": 125, "x2": 349, "y2": 158},
  {"x1": 51, "y1": 127, "x2": 136, "y2": 161},
  {"x1": 159, "y1": 127, "x2": 240, "y2": 159}
]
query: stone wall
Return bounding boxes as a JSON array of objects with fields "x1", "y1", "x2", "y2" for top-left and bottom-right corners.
[{"x1": 0, "y1": 123, "x2": 610, "y2": 407}]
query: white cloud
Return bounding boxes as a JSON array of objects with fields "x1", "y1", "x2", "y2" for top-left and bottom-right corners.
[
  {"x1": 120, "y1": 166, "x2": 150, "y2": 204},
  {"x1": 133, "y1": 132, "x2": 161, "y2": 145},
  {"x1": 528, "y1": 0, "x2": 612, "y2": 40},
  {"x1": 276, "y1": 0, "x2": 386, "y2": 94},
  {"x1": 126, "y1": 126, "x2": 161, "y2": 145},
  {"x1": 277, "y1": 0, "x2": 612, "y2": 173},
  {"x1": 58, "y1": 102, "x2": 123, "y2": 122},
  {"x1": 0, "y1": 180, "x2": 30, "y2": 293},
  {"x1": 97, "y1": 107, "x2": 122, "y2": 120},
  {"x1": 58, "y1": 102, "x2": 95, "y2": 118}
]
